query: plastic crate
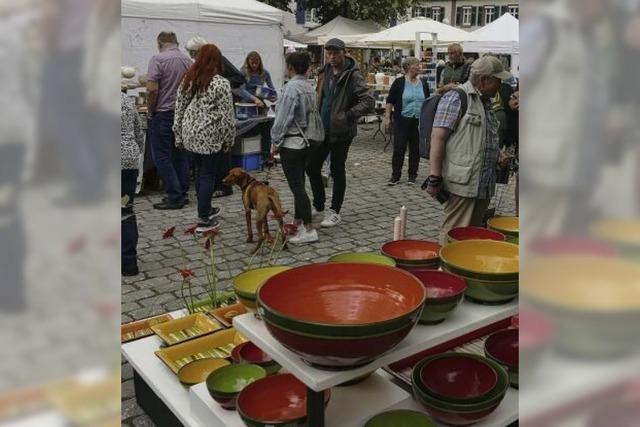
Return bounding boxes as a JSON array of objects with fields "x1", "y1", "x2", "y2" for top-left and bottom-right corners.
[
  {"x1": 231, "y1": 135, "x2": 262, "y2": 155},
  {"x1": 232, "y1": 153, "x2": 262, "y2": 172}
]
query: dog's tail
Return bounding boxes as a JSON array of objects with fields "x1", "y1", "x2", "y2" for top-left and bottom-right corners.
[{"x1": 268, "y1": 191, "x2": 288, "y2": 219}]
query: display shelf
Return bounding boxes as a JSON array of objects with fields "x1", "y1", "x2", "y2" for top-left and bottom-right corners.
[
  {"x1": 519, "y1": 352, "x2": 640, "y2": 423},
  {"x1": 121, "y1": 310, "x2": 201, "y2": 427},
  {"x1": 189, "y1": 369, "x2": 412, "y2": 427},
  {"x1": 233, "y1": 299, "x2": 517, "y2": 392}
]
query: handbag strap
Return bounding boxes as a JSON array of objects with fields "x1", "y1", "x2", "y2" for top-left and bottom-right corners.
[{"x1": 292, "y1": 118, "x2": 311, "y2": 148}]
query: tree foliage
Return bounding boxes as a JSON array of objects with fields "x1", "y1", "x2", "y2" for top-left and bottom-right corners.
[{"x1": 306, "y1": 0, "x2": 418, "y2": 25}]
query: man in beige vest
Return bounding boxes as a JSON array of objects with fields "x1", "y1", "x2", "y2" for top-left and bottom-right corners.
[{"x1": 425, "y1": 56, "x2": 511, "y2": 244}]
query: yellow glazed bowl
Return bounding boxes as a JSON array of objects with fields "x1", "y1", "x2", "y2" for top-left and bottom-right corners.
[
  {"x1": 440, "y1": 240, "x2": 519, "y2": 279},
  {"x1": 233, "y1": 266, "x2": 292, "y2": 310},
  {"x1": 487, "y1": 217, "x2": 519, "y2": 244}
]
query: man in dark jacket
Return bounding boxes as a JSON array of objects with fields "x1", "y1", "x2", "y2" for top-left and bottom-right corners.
[{"x1": 307, "y1": 38, "x2": 374, "y2": 227}]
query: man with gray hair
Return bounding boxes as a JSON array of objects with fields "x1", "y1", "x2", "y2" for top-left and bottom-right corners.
[
  {"x1": 425, "y1": 56, "x2": 511, "y2": 244},
  {"x1": 439, "y1": 43, "x2": 471, "y2": 90}
]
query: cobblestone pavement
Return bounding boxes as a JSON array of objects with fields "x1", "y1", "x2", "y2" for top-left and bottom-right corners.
[{"x1": 121, "y1": 125, "x2": 516, "y2": 426}]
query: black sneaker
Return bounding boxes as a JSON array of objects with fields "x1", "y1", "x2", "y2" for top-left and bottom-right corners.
[
  {"x1": 407, "y1": 178, "x2": 417, "y2": 185},
  {"x1": 387, "y1": 178, "x2": 400, "y2": 186},
  {"x1": 195, "y1": 219, "x2": 220, "y2": 235},
  {"x1": 153, "y1": 200, "x2": 186, "y2": 210},
  {"x1": 163, "y1": 197, "x2": 190, "y2": 205},
  {"x1": 122, "y1": 265, "x2": 140, "y2": 277},
  {"x1": 208, "y1": 207, "x2": 222, "y2": 220}
]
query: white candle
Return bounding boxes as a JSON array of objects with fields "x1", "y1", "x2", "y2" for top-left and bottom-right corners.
[
  {"x1": 400, "y1": 206, "x2": 407, "y2": 239},
  {"x1": 393, "y1": 216, "x2": 402, "y2": 241}
]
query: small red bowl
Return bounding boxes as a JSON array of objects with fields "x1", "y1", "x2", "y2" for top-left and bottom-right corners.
[
  {"x1": 231, "y1": 342, "x2": 248, "y2": 363},
  {"x1": 381, "y1": 240, "x2": 441, "y2": 268},
  {"x1": 408, "y1": 270, "x2": 467, "y2": 302},
  {"x1": 448, "y1": 227, "x2": 506, "y2": 242},
  {"x1": 420, "y1": 354, "x2": 498, "y2": 402},
  {"x1": 238, "y1": 342, "x2": 272, "y2": 363},
  {"x1": 485, "y1": 329, "x2": 519, "y2": 368},
  {"x1": 237, "y1": 373, "x2": 331, "y2": 425}
]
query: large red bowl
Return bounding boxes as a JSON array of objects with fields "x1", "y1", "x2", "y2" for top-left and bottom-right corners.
[
  {"x1": 381, "y1": 240, "x2": 442, "y2": 269},
  {"x1": 419, "y1": 354, "x2": 498, "y2": 403},
  {"x1": 448, "y1": 227, "x2": 506, "y2": 242},
  {"x1": 237, "y1": 373, "x2": 330, "y2": 426},
  {"x1": 258, "y1": 263, "x2": 426, "y2": 369},
  {"x1": 484, "y1": 329, "x2": 518, "y2": 368}
]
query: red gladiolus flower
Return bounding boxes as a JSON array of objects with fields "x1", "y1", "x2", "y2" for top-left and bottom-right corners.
[
  {"x1": 202, "y1": 228, "x2": 221, "y2": 239},
  {"x1": 163, "y1": 226, "x2": 176, "y2": 239},
  {"x1": 204, "y1": 238, "x2": 212, "y2": 250},
  {"x1": 179, "y1": 268, "x2": 194, "y2": 279},
  {"x1": 185, "y1": 224, "x2": 198, "y2": 235}
]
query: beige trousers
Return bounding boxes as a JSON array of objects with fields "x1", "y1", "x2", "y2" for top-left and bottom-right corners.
[{"x1": 439, "y1": 195, "x2": 491, "y2": 245}]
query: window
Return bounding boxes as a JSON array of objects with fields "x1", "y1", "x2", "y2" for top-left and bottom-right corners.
[
  {"x1": 431, "y1": 7, "x2": 442, "y2": 22},
  {"x1": 462, "y1": 7, "x2": 473, "y2": 26},
  {"x1": 413, "y1": 6, "x2": 425, "y2": 17},
  {"x1": 508, "y1": 5, "x2": 519, "y2": 19},
  {"x1": 484, "y1": 6, "x2": 495, "y2": 25}
]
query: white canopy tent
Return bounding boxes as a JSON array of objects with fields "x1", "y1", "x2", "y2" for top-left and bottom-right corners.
[
  {"x1": 465, "y1": 13, "x2": 519, "y2": 54},
  {"x1": 301, "y1": 16, "x2": 382, "y2": 45},
  {"x1": 284, "y1": 38, "x2": 307, "y2": 49},
  {"x1": 122, "y1": 0, "x2": 286, "y2": 90},
  {"x1": 360, "y1": 17, "x2": 475, "y2": 48}
]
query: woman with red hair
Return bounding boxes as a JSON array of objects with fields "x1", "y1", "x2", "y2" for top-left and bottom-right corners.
[{"x1": 173, "y1": 44, "x2": 235, "y2": 233}]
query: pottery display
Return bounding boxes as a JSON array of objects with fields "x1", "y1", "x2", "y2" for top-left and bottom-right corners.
[
  {"x1": 408, "y1": 270, "x2": 466, "y2": 324},
  {"x1": 484, "y1": 328, "x2": 519, "y2": 388},
  {"x1": 177, "y1": 358, "x2": 230, "y2": 385},
  {"x1": 328, "y1": 252, "x2": 396, "y2": 267},
  {"x1": 447, "y1": 226, "x2": 506, "y2": 243},
  {"x1": 487, "y1": 217, "x2": 519, "y2": 244},
  {"x1": 381, "y1": 240, "x2": 442, "y2": 270},
  {"x1": 206, "y1": 363, "x2": 267, "y2": 410},
  {"x1": 233, "y1": 266, "x2": 292, "y2": 310}
]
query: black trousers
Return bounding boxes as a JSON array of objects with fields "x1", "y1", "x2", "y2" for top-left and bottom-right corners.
[
  {"x1": 280, "y1": 147, "x2": 312, "y2": 225},
  {"x1": 307, "y1": 138, "x2": 352, "y2": 214},
  {"x1": 121, "y1": 169, "x2": 139, "y2": 271},
  {"x1": 391, "y1": 116, "x2": 420, "y2": 181}
]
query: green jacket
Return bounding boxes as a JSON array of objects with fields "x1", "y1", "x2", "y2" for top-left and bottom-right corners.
[{"x1": 316, "y1": 57, "x2": 374, "y2": 142}]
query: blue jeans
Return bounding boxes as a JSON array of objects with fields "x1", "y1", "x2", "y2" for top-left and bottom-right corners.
[
  {"x1": 192, "y1": 151, "x2": 225, "y2": 220},
  {"x1": 121, "y1": 169, "x2": 139, "y2": 271},
  {"x1": 150, "y1": 111, "x2": 190, "y2": 203}
]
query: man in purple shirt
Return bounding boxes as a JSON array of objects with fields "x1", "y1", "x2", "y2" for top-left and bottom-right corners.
[{"x1": 146, "y1": 32, "x2": 193, "y2": 209}]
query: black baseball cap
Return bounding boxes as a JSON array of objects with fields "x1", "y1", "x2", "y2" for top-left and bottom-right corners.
[{"x1": 324, "y1": 38, "x2": 345, "y2": 50}]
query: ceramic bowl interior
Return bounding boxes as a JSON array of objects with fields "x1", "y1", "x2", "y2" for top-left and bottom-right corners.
[
  {"x1": 258, "y1": 262, "x2": 425, "y2": 325},
  {"x1": 487, "y1": 216, "x2": 519, "y2": 234},
  {"x1": 448, "y1": 227, "x2": 506, "y2": 242},
  {"x1": 233, "y1": 266, "x2": 292, "y2": 299},
  {"x1": 440, "y1": 240, "x2": 519, "y2": 275},
  {"x1": 206, "y1": 364, "x2": 266, "y2": 395},
  {"x1": 409, "y1": 270, "x2": 467, "y2": 301},
  {"x1": 237, "y1": 373, "x2": 330, "y2": 424},
  {"x1": 419, "y1": 354, "x2": 498, "y2": 401},
  {"x1": 484, "y1": 329, "x2": 519, "y2": 368},
  {"x1": 381, "y1": 240, "x2": 441, "y2": 263},
  {"x1": 238, "y1": 342, "x2": 273, "y2": 364},
  {"x1": 177, "y1": 358, "x2": 230, "y2": 385},
  {"x1": 365, "y1": 409, "x2": 437, "y2": 427},
  {"x1": 328, "y1": 252, "x2": 396, "y2": 267},
  {"x1": 231, "y1": 341, "x2": 248, "y2": 363}
]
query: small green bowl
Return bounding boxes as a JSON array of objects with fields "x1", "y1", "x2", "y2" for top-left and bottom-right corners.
[
  {"x1": 206, "y1": 364, "x2": 266, "y2": 409},
  {"x1": 365, "y1": 409, "x2": 437, "y2": 427},
  {"x1": 328, "y1": 252, "x2": 396, "y2": 267}
]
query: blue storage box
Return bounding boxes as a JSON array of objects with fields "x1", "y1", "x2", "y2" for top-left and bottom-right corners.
[{"x1": 232, "y1": 153, "x2": 262, "y2": 171}]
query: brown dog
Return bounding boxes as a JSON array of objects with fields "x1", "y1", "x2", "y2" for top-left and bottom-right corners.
[{"x1": 223, "y1": 167, "x2": 288, "y2": 252}]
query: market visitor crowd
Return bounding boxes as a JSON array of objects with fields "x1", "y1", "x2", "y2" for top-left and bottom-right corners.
[{"x1": 121, "y1": 32, "x2": 519, "y2": 276}]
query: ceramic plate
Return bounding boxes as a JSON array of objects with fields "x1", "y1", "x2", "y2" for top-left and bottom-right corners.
[{"x1": 151, "y1": 313, "x2": 222, "y2": 346}]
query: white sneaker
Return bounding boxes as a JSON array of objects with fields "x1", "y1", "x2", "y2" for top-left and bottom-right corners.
[
  {"x1": 320, "y1": 209, "x2": 341, "y2": 227},
  {"x1": 289, "y1": 227, "x2": 319, "y2": 244},
  {"x1": 311, "y1": 208, "x2": 324, "y2": 222}
]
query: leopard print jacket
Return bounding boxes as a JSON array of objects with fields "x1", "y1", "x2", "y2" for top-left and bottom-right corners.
[
  {"x1": 173, "y1": 75, "x2": 236, "y2": 155},
  {"x1": 121, "y1": 93, "x2": 144, "y2": 170}
]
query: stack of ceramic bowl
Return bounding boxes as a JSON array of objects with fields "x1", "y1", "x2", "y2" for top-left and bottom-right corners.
[
  {"x1": 257, "y1": 262, "x2": 425, "y2": 369},
  {"x1": 206, "y1": 364, "x2": 267, "y2": 410},
  {"x1": 408, "y1": 270, "x2": 467, "y2": 324},
  {"x1": 233, "y1": 266, "x2": 291, "y2": 310},
  {"x1": 440, "y1": 240, "x2": 519, "y2": 304},
  {"x1": 231, "y1": 342, "x2": 281, "y2": 375},
  {"x1": 381, "y1": 240, "x2": 442, "y2": 271},
  {"x1": 411, "y1": 353, "x2": 509, "y2": 426},
  {"x1": 328, "y1": 252, "x2": 396, "y2": 266},
  {"x1": 447, "y1": 226, "x2": 506, "y2": 243},
  {"x1": 487, "y1": 216, "x2": 519, "y2": 244},
  {"x1": 484, "y1": 328, "x2": 519, "y2": 388},
  {"x1": 236, "y1": 373, "x2": 330, "y2": 427}
]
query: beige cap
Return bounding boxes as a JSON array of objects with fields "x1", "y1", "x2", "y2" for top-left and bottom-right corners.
[{"x1": 471, "y1": 56, "x2": 512, "y2": 80}]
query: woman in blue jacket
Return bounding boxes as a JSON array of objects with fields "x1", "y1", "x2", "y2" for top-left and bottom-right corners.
[{"x1": 384, "y1": 57, "x2": 430, "y2": 185}]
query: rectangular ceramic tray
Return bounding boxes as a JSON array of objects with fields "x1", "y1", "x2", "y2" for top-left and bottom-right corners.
[
  {"x1": 121, "y1": 314, "x2": 173, "y2": 343},
  {"x1": 155, "y1": 328, "x2": 246, "y2": 374},
  {"x1": 209, "y1": 303, "x2": 249, "y2": 328},
  {"x1": 151, "y1": 313, "x2": 222, "y2": 346},
  {"x1": 385, "y1": 318, "x2": 512, "y2": 387}
]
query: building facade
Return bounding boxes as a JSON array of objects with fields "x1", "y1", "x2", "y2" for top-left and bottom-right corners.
[{"x1": 408, "y1": 1, "x2": 518, "y2": 30}]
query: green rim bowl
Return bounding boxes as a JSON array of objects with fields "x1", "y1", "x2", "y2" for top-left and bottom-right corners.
[
  {"x1": 206, "y1": 364, "x2": 267, "y2": 409},
  {"x1": 365, "y1": 410, "x2": 437, "y2": 427},
  {"x1": 487, "y1": 216, "x2": 519, "y2": 244},
  {"x1": 381, "y1": 240, "x2": 442, "y2": 269},
  {"x1": 441, "y1": 265, "x2": 519, "y2": 304},
  {"x1": 408, "y1": 270, "x2": 467, "y2": 324},
  {"x1": 440, "y1": 240, "x2": 519, "y2": 281},
  {"x1": 328, "y1": 252, "x2": 396, "y2": 267},
  {"x1": 233, "y1": 266, "x2": 292, "y2": 310}
]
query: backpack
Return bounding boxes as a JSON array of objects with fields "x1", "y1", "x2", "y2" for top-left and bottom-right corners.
[{"x1": 418, "y1": 88, "x2": 468, "y2": 159}]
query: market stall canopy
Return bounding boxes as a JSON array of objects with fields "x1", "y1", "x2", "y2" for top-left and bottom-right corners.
[
  {"x1": 317, "y1": 33, "x2": 392, "y2": 49},
  {"x1": 465, "y1": 13, "x2": 519, "y2": 54},
  {"x1": 284, "y1": 38, "x2": 307, "y2": 49},
  {"x1": 360, "y1": 17, "x2": 475, "y2": 47},
  {"x1": 122, "y1": 0, "x2": 283, "y2": 25},
  {"x1": 301, "y1": 16, "x2": 383, "y2": 45}
]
